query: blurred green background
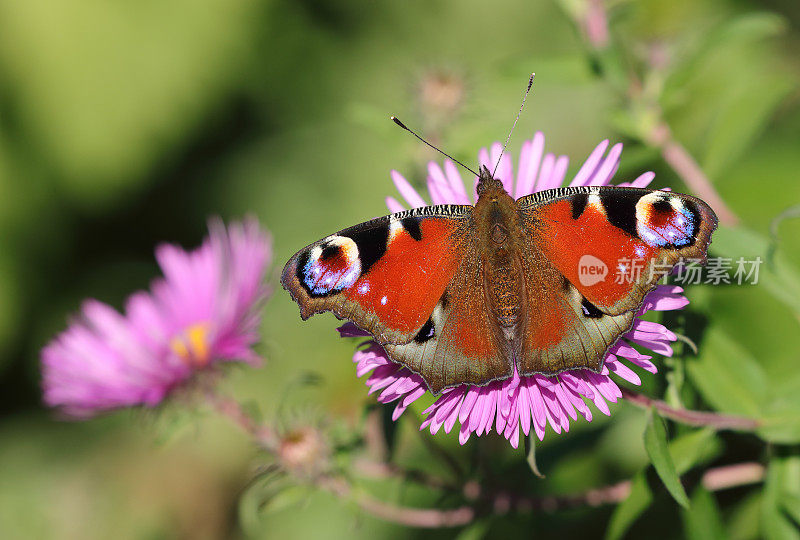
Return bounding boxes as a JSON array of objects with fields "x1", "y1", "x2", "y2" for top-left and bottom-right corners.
[{"x1": 2, "y1": 0, "x2": 800, "y2": 538}]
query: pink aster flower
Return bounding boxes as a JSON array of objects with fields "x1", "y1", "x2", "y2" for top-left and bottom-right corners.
[
  {"x1": 344, "y1": 133, "x2": 688, "y2": 448},
  {"x1": 42, "y1": 218, "x2": 272, "y2": 417}
]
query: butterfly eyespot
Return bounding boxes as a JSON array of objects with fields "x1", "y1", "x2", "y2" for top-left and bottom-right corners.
[
  {"x1": 635, "y1": 193, "x2": 698, "y2": 248},
  {"x1": 320, "y1": 244, "x2": 339, "y2": 260},
  {"x1": 650, "y1": 198, "x2": 672, "y2": 213},
  {"x1": 297, "y1": 235, "x2": 362, "y2": 297}
]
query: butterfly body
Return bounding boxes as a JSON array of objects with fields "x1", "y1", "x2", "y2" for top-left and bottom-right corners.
[
  {"x1": 473, "y1": 178, "x2": 524, "y2": 334},
  {"x1": 282, "y1": 166, "x2": 717, "y2": 394}
]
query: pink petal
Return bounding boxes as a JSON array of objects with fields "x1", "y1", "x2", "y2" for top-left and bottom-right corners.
[
  {"x1": 386, "y1": 196, "x2": 405, "y2": 213},
  {"x1": 391, "y1": 170, "x2": 427, "y2": 208},
  {"x1": 550, "y1": 156, "x2": 570, "y2": 188},
  {"x1": 631, "y1": 171, "x2": 656, "y2": 188},
  {"x1": 570, "y1": 140, "x2": 609, "y2": 187},
  {"x1": 443, "y1": 160, "x2": 471, "y2": 204},
  {"x1": 515, "y1": 132, "x2": 545, "y2": 198},
  {"x1": 588, "y1": 143, "x2": 622, "y2": 185},
  {"x1": 606, "y1": 358, "x2": 641, "y2": 385},
  {"x1": 534, "y1": 153, "x2": 558, "y2": 191},
  {"x1": 489, "y1": 142, "x2": 514, "y2": 194}
]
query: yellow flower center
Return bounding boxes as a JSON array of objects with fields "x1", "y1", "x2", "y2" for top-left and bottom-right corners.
[{"x1": 170, "y1": 323, "x2": 211, "y2": 367}]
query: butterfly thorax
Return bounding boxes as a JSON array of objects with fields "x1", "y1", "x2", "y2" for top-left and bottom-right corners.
[{"x1": 474, "y1": 170, "x2": 524, "y2": 336}]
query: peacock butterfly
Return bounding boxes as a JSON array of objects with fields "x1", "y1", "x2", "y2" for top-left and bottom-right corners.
[{"x1": 281, "y1": 95, "x2": 718, "y2": 395}]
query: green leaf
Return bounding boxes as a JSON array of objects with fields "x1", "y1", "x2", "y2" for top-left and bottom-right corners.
[
  {"x1": 662, "y1": 12, "x2": 792, "y2": 158},
  {"x1": 727, "y1": 492, "x2": 763, "y2": 540},
  {"x1": 261, "y1": 484, "x2": 309, "y2": 514},
  {"x1": 709, "y1": 12, "x2": 787, "y2": 44},
  {"x1": 666, "y1": 11, "x2": 787, "y2": 90},
  {"x1": 782, "y1": 493, "x2": 800, "y2": 527},
  {"x1": 238, "y1": 470, "x2": 308, "y2": 537},
  {"x1": 696, "y1": 16, "x2": 794, "y2": 179},
  {"x1": 644, "y1": 409, "x2": 690, "y2": 508},
  {"x1": 606, "y1": 472, "x2": 652, "y2": 540},
  {"x1": 455, "y1": 519, "x2": 492, "y2": 540},
  {"x1": 685, "y1": 322, "x2": 800, "y2": 443},
  {"x1": 683, "y1": 227, "x2": 800, "y2": 443},
  {"x1": 669, "y1": 429, "x2": 722, "y2": 474},
  {"x1": 712, "y1": 226, "x2": 800, "y2": 316},
  {"x1": 682, "y1": 486, "x2": 726, "y2": 540},
  {"x1": 702, "y1": 73, "x2": 793, "y2": 179},
  {"x1": 239, "y1": 470, "x2": 279, "y2": 536},
  {"x1": 606, "y1": 429, "x2": 720, "y2": 540},
  {"x1": 762, "y1": 456, "x2": 800, "y2": 540},
  {"x1": 685, "y1": 325, "x2": 766, "y2": 417},
  {"x1": 757, "y1": 404, "x2": 800, "y2": 444}
]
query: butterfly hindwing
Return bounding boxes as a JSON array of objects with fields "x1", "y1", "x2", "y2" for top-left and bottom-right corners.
[
  {"x1": 518, "y1": 246, "x2": 636, "y2": 374},
  {"x1": 384, "y1": 250, "x2": 514, "y2": 394},
  {"x1": 516, "y1": 186, "x2": 717, "y2": 375}
]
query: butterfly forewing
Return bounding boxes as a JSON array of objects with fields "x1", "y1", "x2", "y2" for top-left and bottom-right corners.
[{"x1": 282, "y1": 205, "x2": 472, "y2": 343}]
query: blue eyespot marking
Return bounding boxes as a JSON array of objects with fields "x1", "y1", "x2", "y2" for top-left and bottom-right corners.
[
  {"x1": 299, "y1": 236, "x2": 362, "y2": 297},
  {"x1": 636, "y1": 194, "x2": 697, "y2": 248}
]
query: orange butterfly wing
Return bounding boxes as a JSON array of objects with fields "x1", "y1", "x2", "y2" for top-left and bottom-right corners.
[{"x1": 283, "y1": 207, "x2": 466, "y2": 342}]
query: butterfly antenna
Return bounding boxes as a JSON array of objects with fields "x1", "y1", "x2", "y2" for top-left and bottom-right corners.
[
  {"x1": 390, "y1": 116, "x2": 479, "y2": 177},
  {"x1": 492, "y1": 73, "x2": 535, "y2": 178}
]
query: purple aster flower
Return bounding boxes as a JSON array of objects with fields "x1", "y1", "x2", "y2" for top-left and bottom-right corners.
[
  {"x1": 42, "y1": 218, "x2": 272, "y2": 418},
  {"x1": 344, "y1": 133, "x2": 687, "y2": 448}
]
